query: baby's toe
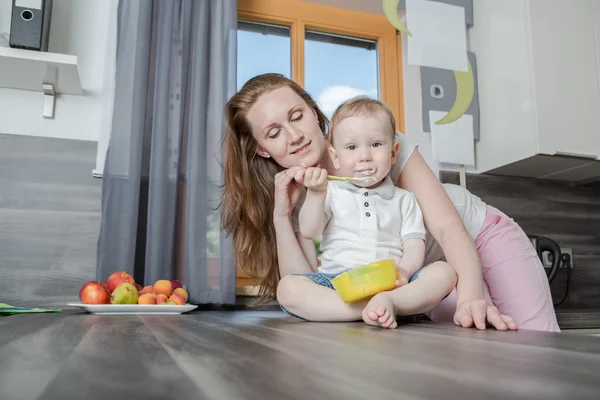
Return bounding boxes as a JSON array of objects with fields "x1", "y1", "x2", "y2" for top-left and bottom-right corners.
[
  {"x1": 363, "y1": 308, "x2": 381, "y2": 326},
  {"x1": 378, "y1": 309, "x2": 390, "y2": 324},
  {"x1": 376, "y1": 305, "x2": 388, "y2": 318},
  {"x1": 368, "y1": 308, "x2": 380, "y2": 322},
  {"x1": 381, "y1": 313, "x2": 396, "y2": 329}
]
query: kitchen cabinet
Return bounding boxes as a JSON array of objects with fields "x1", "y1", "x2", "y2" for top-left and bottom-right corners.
[{"x1": 468, "y1": 0, "x2": 600, "y2": 182}]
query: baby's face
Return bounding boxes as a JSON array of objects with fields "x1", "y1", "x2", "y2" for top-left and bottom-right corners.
[{"x1": 329, "y1": 110, "x2": 398, "y2": 188}]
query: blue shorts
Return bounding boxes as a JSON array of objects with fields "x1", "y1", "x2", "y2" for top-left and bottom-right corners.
[{"x1": 280, "y1": 263, "x2": 437, "y2": 320}]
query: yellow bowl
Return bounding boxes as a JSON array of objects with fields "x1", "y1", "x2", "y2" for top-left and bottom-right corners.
[{"x1": 331, "y1": 259, "x2": 397, "y2": 303}]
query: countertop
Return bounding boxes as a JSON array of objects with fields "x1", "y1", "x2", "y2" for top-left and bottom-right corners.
[
  {"x1": 2, "y1": 309, "x2": 600, "y2": 400},
  {"x1": 556, "y1": 309, "x2": 600, "y2": 329}
]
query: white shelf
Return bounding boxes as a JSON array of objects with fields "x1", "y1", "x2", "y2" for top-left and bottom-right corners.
[{"x1": 0, "y1": 46, "x2": 84, "y2": 118}]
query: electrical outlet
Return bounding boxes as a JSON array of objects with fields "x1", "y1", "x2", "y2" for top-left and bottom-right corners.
[
  {"x1": 561, "y1": 248, "x2": 573, "y2": 269},
  {"x1": 542, "y1": 248, "x2": 573, "y2": 269}
]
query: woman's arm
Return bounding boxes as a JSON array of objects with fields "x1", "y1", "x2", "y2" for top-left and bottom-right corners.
[
  {"x1": 273, "y1": 167, "x2": 319, "y2": 278},
  {"x1": 397, "y1": 150, "x2": 488, "y2": 328}
]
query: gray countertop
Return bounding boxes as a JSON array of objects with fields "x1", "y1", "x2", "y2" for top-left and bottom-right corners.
[
  {"x1": 2, "y1": 309, "x2": 600, "y2": 400},
  {"x1": 556, "y1": 309, "x2": 600, "y2": 329}
]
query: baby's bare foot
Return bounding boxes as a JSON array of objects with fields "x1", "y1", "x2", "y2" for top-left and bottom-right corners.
[{"x1": 362, "y1": 292, "x2": 397, "y2": 329}]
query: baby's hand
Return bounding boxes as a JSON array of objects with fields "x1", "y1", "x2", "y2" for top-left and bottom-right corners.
[
  {"x1": 303, "y1": 167, "x2": 328, "y2": 192},
  {"x1": 395, "y1": 265, "x2": 409, "y2": 288}
]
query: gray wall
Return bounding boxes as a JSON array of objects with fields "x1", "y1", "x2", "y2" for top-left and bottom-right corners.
[
  {"x1": 0, "y1": 134, "x2": 101, "y2": 307},
  {"x1": 441, "y1": 172, "x2": 600, "y2": 310}
]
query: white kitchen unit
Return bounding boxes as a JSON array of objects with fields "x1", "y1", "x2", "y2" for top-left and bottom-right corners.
[{"x1": 468, "y1": 0, "x2": 600, "y2": 182}]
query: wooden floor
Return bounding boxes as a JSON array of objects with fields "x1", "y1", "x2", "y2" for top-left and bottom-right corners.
[{"x1": 2, "y1": 310, "x2": 600, "y2": 400}]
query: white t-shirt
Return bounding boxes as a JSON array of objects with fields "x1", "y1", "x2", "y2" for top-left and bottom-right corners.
[
  {"x1": 317, "y1": 176, "x2": 426, "y2": 275},
  {"x1": 291, "y1": 132, "x2": 488, "y2": 265}
]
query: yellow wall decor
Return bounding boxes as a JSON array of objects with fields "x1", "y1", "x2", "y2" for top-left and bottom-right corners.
[
  {"x1": 435, "y1": 57, "x2": 474, "y2": 125},
  {"x1": 382, "y1": 0, "x2": 412, "y2": 36}
]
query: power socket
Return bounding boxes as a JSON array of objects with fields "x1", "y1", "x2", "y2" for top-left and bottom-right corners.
[{"x1": 542, "y1": 248, "x2": 573, "y2": 269}]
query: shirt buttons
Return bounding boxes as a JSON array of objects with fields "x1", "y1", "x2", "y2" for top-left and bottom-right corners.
[
  {"x1": 366, "y1": 212, "x2": 371, "y2": 217},
  {"x1": 364, "y1": 202, "x2": 369, "y2": 207},
  {"x1": 364, "y1": 192, "x2": 369, "y2": 196}
]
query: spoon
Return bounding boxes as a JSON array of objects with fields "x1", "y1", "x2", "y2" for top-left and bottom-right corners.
[{"x1": 327, "y1": 175, "x2": 377, "y2": 183}]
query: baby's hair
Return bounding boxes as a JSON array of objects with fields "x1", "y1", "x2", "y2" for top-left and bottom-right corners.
[{"x1": 329, "y1": 96, "x2": 396, "y2": 144}]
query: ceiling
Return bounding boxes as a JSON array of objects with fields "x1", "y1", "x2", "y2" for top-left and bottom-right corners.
[{"x1": 297, "y1": 0, "x2": 386, "y2": 16}]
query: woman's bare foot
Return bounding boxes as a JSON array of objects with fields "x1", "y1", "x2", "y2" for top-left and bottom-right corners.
[{"x1": 362, "y1": 292, "x2": 397, "y2": 329}]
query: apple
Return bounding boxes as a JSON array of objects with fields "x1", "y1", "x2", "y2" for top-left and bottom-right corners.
[
  {"x1": 106, "y1": 271, "x2": 135, "y2": 293},
  {"x1": 79, "y1": 281, "x2": 110, "y2": 304},
  {"x1": 169, "y1": 279, "x2": 182, "y2": 290}
]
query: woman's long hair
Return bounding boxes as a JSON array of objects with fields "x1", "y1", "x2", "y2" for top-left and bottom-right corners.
[{"x1": 221, "y1": 73, "x2": 329, "y2": 303}]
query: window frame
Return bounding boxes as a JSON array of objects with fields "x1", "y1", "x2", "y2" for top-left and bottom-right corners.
[{"x1": 237, "y1": 0, "x2": 405, "y2": 133}]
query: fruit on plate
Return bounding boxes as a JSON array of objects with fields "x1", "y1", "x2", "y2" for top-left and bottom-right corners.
[
  {"x1": 139, "y1": 285, "x2": 154, "y2": 295},
  {"x1": 168, "y1": 293, "x2": 186, "y2": 305},
  {"x1": 78, "y1": 275, "x2": 190, "y2": 306},
  {"x1": 110, "y1": 283, "x2": 139, "y2": 304},
  {"x1": 169, "y1": 279, "x2": 182, "y2": 290},
  {"x1": 153, "y1": 280, "x2": 173, "y2": 297},
  {"x1": 155, "y1": 294, "x2": 168, "y2": 304},
  {"x1": 172, "y1": 288, "x2": 188, "y2": 302},
  {"x1": 79, "y1": 281, "x2": 111, "y2": 304},
  {"x1": 106, "y1": 271, "x2": 135, "y2": 293},
  {"x1": 100, "y1": 281, "x2": 110, "y2": 293},
  {"x1": 138, "y1": 293, "x2": 157, "y2": 304}
]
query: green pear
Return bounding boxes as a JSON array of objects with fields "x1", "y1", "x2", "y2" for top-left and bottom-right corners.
[{"x1": 110, "y1": 283, "x2": 139, "y2": 304}]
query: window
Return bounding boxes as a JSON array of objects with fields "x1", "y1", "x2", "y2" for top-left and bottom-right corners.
[
  {"x1": 237, "y1": 0, "x2": 404, "y2": 131},
  {"x1": 237, "y1": 20, "x2": 291, "y2": 90},
  {"x1": 304, "y1": 30, "x2": 379, "y2": 119}
]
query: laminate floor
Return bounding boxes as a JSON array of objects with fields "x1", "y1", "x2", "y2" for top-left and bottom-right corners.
[{"x1": 2, "y1": 310, "x2": 600, "y2": 400}]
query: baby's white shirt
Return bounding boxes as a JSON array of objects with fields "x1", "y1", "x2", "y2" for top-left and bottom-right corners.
[{"x1": 317, "y1": 176, "x2": 426, "y2": 275}]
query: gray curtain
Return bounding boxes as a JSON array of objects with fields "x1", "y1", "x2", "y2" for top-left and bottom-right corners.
[{"x1": 96, "y1": 0, "x2": 238, "y2": 305}]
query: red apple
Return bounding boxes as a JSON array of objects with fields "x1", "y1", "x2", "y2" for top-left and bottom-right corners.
[
  {"x1": 79, "y1": 281, "x2": 110, "y2": 304},
  {"x1": 169, "y1": 279, "x2": 182, "y2": 290},
  {"x1": 134, "y1": 283, "x2": 143, "y2": 291},
  {"x1": 106, "y1": 271, "x2": 135, "y2": 293}
]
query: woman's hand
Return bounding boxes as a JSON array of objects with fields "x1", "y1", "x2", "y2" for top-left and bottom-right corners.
[
  {"x1": 454, "y1": 299, "x2": 518, "y2": 331},
  {"x1": 273, "y1": 166, "x2": 305, "y2": 221}
]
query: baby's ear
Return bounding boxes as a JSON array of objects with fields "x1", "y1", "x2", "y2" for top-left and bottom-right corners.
[
  {"x1": 390, "y1": 141, "x2": 400, "y2": 164},
  {"x1": 328, "y1": 147, "x2": 341, "y2": 169}
]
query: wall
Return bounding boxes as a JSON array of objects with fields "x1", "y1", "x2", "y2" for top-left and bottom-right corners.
[
  {"x1": 0, "y1": 133, "x2": 101, "y2": 307},
  {"x1": 0, "y1": 0, "x2": 117, "y2": 158},
  {"x1": 442, "y1": 171, "x2": 600, "y2": 310},
  {"x1": 400, "y1": 28, "x2": 440, "y2": 178}
]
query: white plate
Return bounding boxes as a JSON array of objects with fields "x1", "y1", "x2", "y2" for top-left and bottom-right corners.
[{"x1": 66, "y1": 303, "x2": 198, "y2": 315}]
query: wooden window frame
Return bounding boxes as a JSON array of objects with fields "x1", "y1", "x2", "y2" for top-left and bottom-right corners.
[{"x1": 238, "y1": 0, "x2": 405, "y2": 133}]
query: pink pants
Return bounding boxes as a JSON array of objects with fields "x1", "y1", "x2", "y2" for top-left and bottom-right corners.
[{"x1": 427, "y1": 205, "x2": 560, "y2": 332}]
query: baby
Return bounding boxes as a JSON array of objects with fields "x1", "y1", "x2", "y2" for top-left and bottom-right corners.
[{"x1": 298, "y1": 96, "x2": 457, "y2": 329}]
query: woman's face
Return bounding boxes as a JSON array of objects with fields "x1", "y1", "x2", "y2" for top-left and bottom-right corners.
[{"x1": 246, "y1": 86, "x2": 327, "y2": 169}]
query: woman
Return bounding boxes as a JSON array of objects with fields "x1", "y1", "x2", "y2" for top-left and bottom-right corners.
[{"x1": 221, "y1": 73, "x2": 559, "y2": 332}]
